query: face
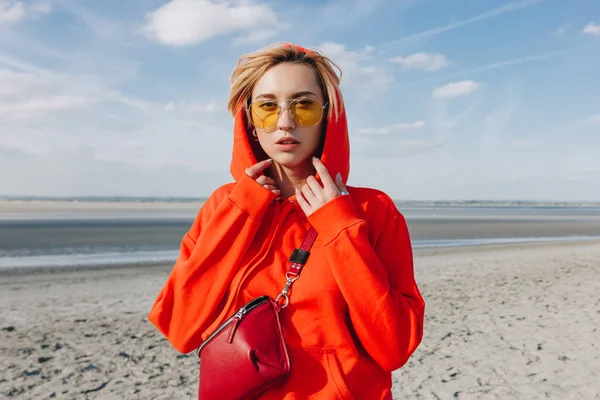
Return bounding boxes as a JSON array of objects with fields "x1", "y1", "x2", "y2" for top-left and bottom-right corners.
[{"x1": 250, "y1": 63, "x2": 326, "y2": 171}]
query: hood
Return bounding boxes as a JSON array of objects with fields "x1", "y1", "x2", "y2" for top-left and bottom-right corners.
[{"x1": 229, "y1": 44, "x2": 350, "y2": 187}]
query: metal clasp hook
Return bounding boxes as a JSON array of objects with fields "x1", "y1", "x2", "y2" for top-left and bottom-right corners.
[{"x1": 275, "y1": 276, "x2": 298, "y2": 309}]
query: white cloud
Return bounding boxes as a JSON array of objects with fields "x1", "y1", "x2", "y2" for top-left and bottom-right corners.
[
  {"x1": 364, "y1": 45, "x2": 376, "y2": 54},
  {"x1": 582, "y1": 22, "x2": 600, "y2": 36},
  {"x1": 0, "y1": 55, "x2": 234, "y2": 182},
  {"x1": 0, "y1": 68, "x2": 97, "y2": 118},
  {"x1": 355, "y1": 138, "x2": 444, "y2": 159},
  {"x1": 0, "y1": 95, "x2": 94, "y2": 117},
  {"x1": 509, "y1": 133, "x2": 556, "y2": 149},
  {"x1": 391, "y1": 53, "x2": 450, "y2": 71},
  {"x1": 454, "y1": 49, "x2": 573, "y2": 77},
  {"x1": 30, "y1": 1, "x2": 51, "y2": 14},
  {"x1": 357, "y1": 121, "x2": 425, "y2": 135},
  {"x1": 552, "y1": 23, "x2": 570, "y2": 36},
  {"x1": 317, "y1": 42, "x2": 371, "y2": 63},
  {"x1": 140, "y1": 0, "x2": 280, "y2": 46},
  {"x1": 0, "y1": 145, "x2": 231, "y2": 197},
  {"x1": 164, "y1": 100, "x2": 221, "y2": 114},
  {"x1": 0, "y1": 0, "x2": 51, "y2": 23},
  {"x1": 482, "y1": 101, "x2": 517, "y2": 145},
  {"x1": 395, "y1": 48, "x2": 577, "y2": 93},
  {"x1": 578, "y1": 113, "x2": 600, "y2": 126},
  {"x1": 566, "y1": 169, "x2": 600, "y2": 182},
  {"x1": 0, "y1": 55, "x2": 155, "y2": 113},
  {"x1": 394, "y1": 140, "x2": 443, "y2": 156},
  {"x1": 433, "y1": 80, "x2": 482, "y2": 99},
  {"x1": 0, "y1": 68, "x2": 42, "y2": 97},
  {"x1": 0, "y1": 0, "x2": 25, "y2": 23},
  {"x1": 317, "y1": 42, "x2": 392, "y2": 90},
  {"x1": 379, "y1": 0, "x2": 547, "y2": 46},
  {"x1": 428, "y1": 100, "x2": 480, "y2": 143}
]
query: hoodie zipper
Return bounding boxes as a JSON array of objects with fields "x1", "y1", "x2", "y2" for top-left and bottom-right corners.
[{"x1": 196, "y1": 295, "x2": 270, "y2": 356}]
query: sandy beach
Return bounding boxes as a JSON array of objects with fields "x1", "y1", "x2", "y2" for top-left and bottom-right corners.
[{"x1": 1, "y1": 241, "x2": 600, "y2": 399}]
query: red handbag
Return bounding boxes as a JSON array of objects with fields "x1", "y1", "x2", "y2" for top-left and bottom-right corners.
[{"x1": 196, "y1": 227, "x2": 318, "y2": 400}]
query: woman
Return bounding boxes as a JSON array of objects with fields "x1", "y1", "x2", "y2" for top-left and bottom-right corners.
[{"x1": 148, "y1": 42, "x2": 425, "y2": 399}]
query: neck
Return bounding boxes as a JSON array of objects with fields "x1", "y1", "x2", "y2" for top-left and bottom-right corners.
[{"x1": 269, "y1": 161, "x2": 315, "y2": 198}]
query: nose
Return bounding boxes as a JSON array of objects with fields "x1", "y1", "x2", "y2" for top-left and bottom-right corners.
[{"x1": 276, "y1": 106, "x2": 296, "y2": 131}]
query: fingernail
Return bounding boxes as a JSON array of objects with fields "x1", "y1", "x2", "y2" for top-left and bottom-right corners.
[
  {"x1": 267, "y1": 158, "x2": 273, "y2": 163},
  {"x1": 336, "y1": 172, "x2": 342, "y2": 181}
]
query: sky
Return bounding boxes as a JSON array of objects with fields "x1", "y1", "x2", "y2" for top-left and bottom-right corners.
[{"x1": 0, "y1": 0, "x2": 599, "y2": 201}]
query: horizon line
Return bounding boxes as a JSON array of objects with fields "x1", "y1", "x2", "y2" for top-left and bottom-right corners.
[{"x1": 1, "y1": 196, "x2": 599, "y2": 205}]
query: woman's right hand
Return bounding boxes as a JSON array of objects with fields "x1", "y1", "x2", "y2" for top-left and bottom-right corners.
[{"x1": 245, "y1": 159, "x2": 280, "y2": 195}]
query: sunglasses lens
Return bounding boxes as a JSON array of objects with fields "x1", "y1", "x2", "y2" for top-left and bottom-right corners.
[
  {"x1": 250, "y1": 101, "x2": 280, "y2": 129},
  {"x1": 291, "y1": 100, "x2": 323, "y2": 126},
  {"x1": 250, "y1": 99, "x2": 324, "y2": 128}
]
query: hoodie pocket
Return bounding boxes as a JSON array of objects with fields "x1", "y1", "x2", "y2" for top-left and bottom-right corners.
[
  {"x1": 323, "y1": 350, "x2": 355, "y2": 400},
  {"x1": 284, "y1": 348, "x2": 356, "y2": 399}
]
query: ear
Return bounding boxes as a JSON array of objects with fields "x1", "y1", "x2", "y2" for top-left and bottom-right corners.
[{"x1": 242, "y1": 105, "x2": 252, "y2": 132}]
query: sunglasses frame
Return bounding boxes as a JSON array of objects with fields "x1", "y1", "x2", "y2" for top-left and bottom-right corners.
[{"x1": 246, "y1": 98, "x2": 328, "y2": 129}]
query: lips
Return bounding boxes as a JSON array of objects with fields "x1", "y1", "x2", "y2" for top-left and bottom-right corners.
[{"x1": 276, "y1": 137, "x2": 300, "y2": 144}]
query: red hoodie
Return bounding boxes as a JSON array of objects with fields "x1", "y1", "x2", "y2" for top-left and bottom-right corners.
[{"x1": 148, "y1": 73, "x2": 425, "y2": 399}]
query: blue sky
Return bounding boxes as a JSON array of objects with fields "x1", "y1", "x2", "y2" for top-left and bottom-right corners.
[{"x1": 0, "y1": 0, "x2": 599, "y2": 201}]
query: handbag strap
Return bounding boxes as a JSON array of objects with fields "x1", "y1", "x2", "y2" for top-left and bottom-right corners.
[{"x1": 275, "y1": 226, "x2": 318, "y2": 309}]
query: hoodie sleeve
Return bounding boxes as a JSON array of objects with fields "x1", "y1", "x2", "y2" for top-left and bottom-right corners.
[
  {"x1": 307, "y1": 193, "x2": 425, "y2": 371},
  {"x1": 148, "y1": 173, "x2": 276, "y2": 354}
]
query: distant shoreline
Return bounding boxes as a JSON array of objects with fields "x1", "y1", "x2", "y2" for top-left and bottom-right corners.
[
  {"x1": 0, "y1": 197, "x2": 209, "y2": 203},
  {"x1": 0, "y1": 199, "x2": 204, "y2": 212},
  {"x1": 2, "y1": 197, "x2": 600, "y2": 207}
]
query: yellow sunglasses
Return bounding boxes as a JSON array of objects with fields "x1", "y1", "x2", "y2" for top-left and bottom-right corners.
[{"x1": 247, "y1": 98, "x2": 328, "y2": 129}]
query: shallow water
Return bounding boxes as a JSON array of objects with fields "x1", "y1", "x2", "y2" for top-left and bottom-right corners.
[{"x1": 1, "y1": 205, "x2": 600, "y2": 270}]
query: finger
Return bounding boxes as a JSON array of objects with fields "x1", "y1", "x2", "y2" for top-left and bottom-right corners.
[
  {"x1": 306, "y1": 175, "x2": 324, "y2": 199},
  {"x1": 263, "y1": 185, "x2": 278, "y2": 192},
  {"x1": 245, "y1": 159, "x2": 273, "y2": 179},
  {"x1": 311, "y1": 157, "x2": 335, "y2": 186},
  {"x1": 301, "y1": 183, "x2": 317, "y2": 204},
  {"x1": 256, "y1": 175, "x2": 267, "y2": 185},
  {"x1": 256, "y1": 175, "x2": 276, "y2": 186},
  {"x1": 295, "y1": 188, "x2": 310, "y2": 214},
  {"x1": 335, "y1": 173, "x2": 349, "y2": 194}
]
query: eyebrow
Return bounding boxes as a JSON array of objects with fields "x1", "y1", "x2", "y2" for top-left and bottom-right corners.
[{"x1": 255, "y1": 91, "x2": 317, "y2": 100}]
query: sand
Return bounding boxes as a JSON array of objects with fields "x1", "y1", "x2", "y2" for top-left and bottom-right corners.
[{"x1": 1, "y1": 241, "x2": 600, "y2": 399}]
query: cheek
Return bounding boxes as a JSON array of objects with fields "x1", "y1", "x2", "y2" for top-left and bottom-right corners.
[{"x1": 303, "y1": 125, "x2": 323, "y2": 152}]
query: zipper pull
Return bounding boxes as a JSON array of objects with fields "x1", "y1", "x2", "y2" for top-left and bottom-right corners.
[{"x1": 226, "y1": 307, "x2": 246, "y2": 343}]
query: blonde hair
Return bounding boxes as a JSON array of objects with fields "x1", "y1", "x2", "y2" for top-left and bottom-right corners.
[{"x1": 227, "y1": 42, "x2": 344, "y2": 121}]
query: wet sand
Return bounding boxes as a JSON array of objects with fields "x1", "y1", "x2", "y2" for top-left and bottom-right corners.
[
  {"x1": 1, "y1": 241, "x2": 600, "y2": 399},
  {"x1": 408, "y1": 218, "x2": 600, "y2": 242}
]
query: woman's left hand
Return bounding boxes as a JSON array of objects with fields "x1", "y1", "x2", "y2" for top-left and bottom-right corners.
[{"x1": 295, "y1": 157, "x2": 348, "y2": 217}]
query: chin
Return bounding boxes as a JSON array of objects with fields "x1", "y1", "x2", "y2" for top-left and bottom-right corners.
[{"x1": 270, "y1": 152, "x2": 312, "y2": 169}]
